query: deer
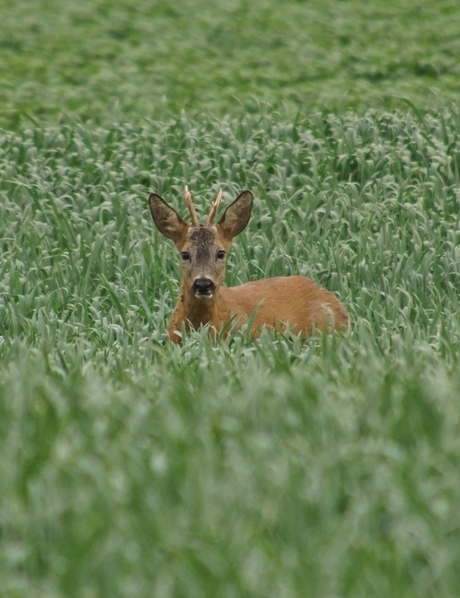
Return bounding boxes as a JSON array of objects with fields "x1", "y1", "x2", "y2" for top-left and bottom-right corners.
[{"x1": 148, "y1": 187, "x2": 349, "y2": 343}]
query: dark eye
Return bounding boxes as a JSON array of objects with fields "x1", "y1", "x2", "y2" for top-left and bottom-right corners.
[
  {"x1": 216, "y1": 250, "x2": 226, "y2": 260},
  {"x1": 181, "y1": 251, "x2": 190, "y2": 261}
]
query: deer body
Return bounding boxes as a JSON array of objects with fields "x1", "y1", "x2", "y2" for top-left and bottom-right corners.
[
  {"x1": 169, "y1": 275, "x2": 348, "y2": 342},
  {"x1": 149, "y1": 188, "x2": 349, "y2": 343}
]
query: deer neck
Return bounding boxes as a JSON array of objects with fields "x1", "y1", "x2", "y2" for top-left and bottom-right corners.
[{"x1": 180, "y1": 281, "x2": 221, "y2": 330}]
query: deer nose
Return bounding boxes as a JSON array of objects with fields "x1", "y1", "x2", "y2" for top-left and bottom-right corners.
[{"x1": 192, "y1": 277, "x2": 216, "y2": 296}]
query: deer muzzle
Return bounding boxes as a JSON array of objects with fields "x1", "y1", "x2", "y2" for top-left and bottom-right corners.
[{"x1": 192, "y1": 277, "x2": 216, "y2": 298}]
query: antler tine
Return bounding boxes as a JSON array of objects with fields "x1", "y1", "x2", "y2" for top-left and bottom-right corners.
[
  {"x1": 184, "y1": 185, "x2": 199, "y2": 226},
  {"x1": 206, "y1": 188, "x2": 223, "y2": 226}
]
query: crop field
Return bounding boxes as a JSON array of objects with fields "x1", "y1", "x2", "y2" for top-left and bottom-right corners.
[
  {"x1": 1, "y1": 0, "x2": 460, "y2": 597},
  {"x1": 2, "y1": 0, "x2": 460, "y2": 129}
]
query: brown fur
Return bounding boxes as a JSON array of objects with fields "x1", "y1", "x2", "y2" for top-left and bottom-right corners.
[{"x1": 149, "y1": 189, "x2": 349, "y2": 343}]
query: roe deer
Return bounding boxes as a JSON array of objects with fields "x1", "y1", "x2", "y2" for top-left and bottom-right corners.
[{"x1": 149, "y1": 187, "x2": 349, "y2": 343}]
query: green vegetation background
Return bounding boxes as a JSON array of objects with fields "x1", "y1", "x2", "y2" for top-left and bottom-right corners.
[
  {"x1": 1, "y1": 0, "x2": 460, "y2": 597},
  {"x1": 2, "y1": 0, "x2": 460, "y2": 128}
]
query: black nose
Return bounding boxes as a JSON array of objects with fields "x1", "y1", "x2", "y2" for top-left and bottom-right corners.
[{"x1": 192, "y1": 278, "x2": 216, "y2": 296}]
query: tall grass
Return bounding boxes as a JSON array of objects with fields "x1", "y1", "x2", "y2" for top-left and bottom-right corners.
[
  {"x1": 1, "y1": 109, "x2": 460, "y2": 595},
  {"x1": 1, "y1": 109, "x2": 459, "y2": 358},
  {"x1": 2, "y1": 0, "x2": 460, "y2": 129}
]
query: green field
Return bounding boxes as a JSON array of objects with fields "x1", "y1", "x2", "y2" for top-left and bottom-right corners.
[
  {"x1": 2, "y1": 0, "x2": 460, "y2": 129},
  {"x1": 1, "y1": 0, "x2": 460, "y2": 596}
]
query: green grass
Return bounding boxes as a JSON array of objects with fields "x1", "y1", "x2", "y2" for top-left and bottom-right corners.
[
  {"x1": 2, "y1": 0, "x2": 460, "y2": 129},
  {"x1": 2, "y1": 0, "x2": 460, "y2": 595},
  {"x1": 2, "y1": 342, "x2": 460, "y2": 597},
  {"x1": 1, "y1": 110, "x2": 460, "y2": 596}
]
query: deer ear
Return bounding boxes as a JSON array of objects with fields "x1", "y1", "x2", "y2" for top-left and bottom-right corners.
[
  {"x1": 217, "y1": 190, "x2": 253, "y2": 240},
  {"x1": 149, "y1": 193, "x2": 187, "y2": 243}
]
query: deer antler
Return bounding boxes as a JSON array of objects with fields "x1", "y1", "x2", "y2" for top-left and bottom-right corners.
[
  {"x1": 206, "y1": 189, "x2": 223, "y2": 226},
  {"x1": 184, "y1": 186, "x2": 199, "y2": 226}
]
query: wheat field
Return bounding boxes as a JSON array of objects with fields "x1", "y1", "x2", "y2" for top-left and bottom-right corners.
[{"x1": 1, "y1": 0, "x2": 460, "y2": 596}]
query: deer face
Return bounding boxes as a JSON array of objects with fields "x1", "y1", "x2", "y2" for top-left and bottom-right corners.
[
  {"x1": 178, "y1": 226, "x2": 229, "y2": 298},
  {"x1": 149, "y1": 189, "x2": 253, "y2": 299}
]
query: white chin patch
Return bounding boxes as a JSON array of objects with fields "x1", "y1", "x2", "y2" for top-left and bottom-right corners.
[{"x1": 195, "y1": 292, "x2": 213, "y2": 299}]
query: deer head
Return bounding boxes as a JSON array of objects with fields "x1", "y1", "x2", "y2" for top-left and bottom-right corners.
[{"x1": 149, "y1": 187, "x2": 253, "y2": 299}]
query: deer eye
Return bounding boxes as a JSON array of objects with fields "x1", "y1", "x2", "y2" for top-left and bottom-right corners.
[
  {"x1": 216, "y1": 250, "x2": 226, "y2": 260},
  {"x1": 181, "y1": 251, "x2": 190, "y2": 261}
]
